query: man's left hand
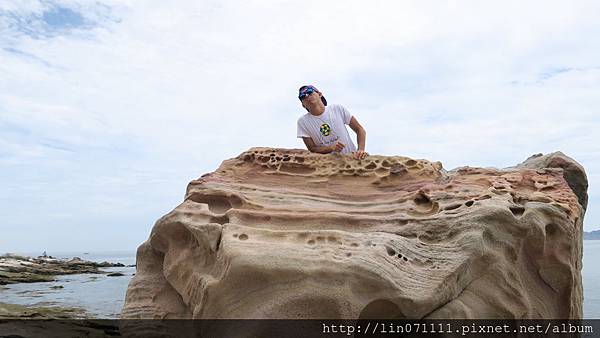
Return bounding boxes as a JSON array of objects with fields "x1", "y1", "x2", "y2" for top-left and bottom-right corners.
[{"x1": 353, "y1": 150, "x2": 369, "y2": 160}]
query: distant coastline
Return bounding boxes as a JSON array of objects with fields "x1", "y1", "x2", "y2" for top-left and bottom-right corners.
[{"x1": 584, "y1": 230, "x2": 600, "y2": 240}]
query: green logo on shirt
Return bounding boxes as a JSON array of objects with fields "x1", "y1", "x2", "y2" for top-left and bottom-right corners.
[{"x1": 320, "y1": 123, "x2": 331, "y2": 136}]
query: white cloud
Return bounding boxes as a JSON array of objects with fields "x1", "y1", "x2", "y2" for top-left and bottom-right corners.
[{"x1": 1, "y1": 0, "x2": 599, "y2": 251}]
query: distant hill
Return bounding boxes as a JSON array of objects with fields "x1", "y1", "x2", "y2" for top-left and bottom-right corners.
[{"x1": 584, "y1": 230, "x2": 600, "y2": 240}]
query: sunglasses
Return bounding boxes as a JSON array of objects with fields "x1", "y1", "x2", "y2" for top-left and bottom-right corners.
[{"x1": 298, "y1": 87, "x2": 317, "y2": 100}]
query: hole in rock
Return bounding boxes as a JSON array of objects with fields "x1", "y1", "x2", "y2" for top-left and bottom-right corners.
[
  {"x1": 444, "y1": 203, "x2": 461, "y2": 211},
  {"x1": 365, "y1": 162, "x2": 377, "y2": 170},
  {"x1": 402, "y1": 256, "x2": 408, "y2": 262},
  {"x1": 359, "y1": 299, "x2": 404, "y2": 319},
  {"x1": 307, "y1": 239, "x2": 315, "y2": 245},
  {"x1": 385, "y1": 246, "x2": 396, "y2": 256},
  {"x1": 390, "y1": 163, "x2": 407, "y2": 175},
  {"x1": 187, "y1": 194, "x2": 243, "y2": 214},
  {"x1": 546, "y1": 223, "x2": 557, "y2": 236},
  {"x1": 350, "y1": 243, "x2": 359, "y2": 247},
  {"x1": 346, "y1": 253, "x2": 352, "y2": 257},
  {"x1": 465, "y1": 200, "x2": 474, "y2": 207},
  {"x1": 509, "y1": 206, "x2": 525, "y2": 217},
  {"x1": 295, "y1": 157, "x2": 304, "y2": 163},
  {"x1": 405, "y1": 159, "x2": 417, "y2": 166},
  {"x1": 238, "y1": 234, "x2": 249, "y2": 241},
  {"x1": 414, "y1": 193, "x2": 432, "y2": 207},
  {"x1": 381, "y1": 160, "x2": 391, "y2": 168},
  {"x1": 211, "y1": 215, "x2": 229, "y2": 225}
]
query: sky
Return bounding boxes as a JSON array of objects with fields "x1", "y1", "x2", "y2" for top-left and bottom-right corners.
[{"x1": 0, "y1": 0, "x2": 599, "y2": 253}]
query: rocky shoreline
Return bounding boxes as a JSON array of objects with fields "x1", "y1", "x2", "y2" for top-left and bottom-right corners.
[
  {"x1": 0, "y1": 301, "x2": 87, "y2": 319},
  {"x1": 0, "y1": 302, "x2": 120, "y2": 336},
  {"x1": 0, "y1": 253, "x2": 133, "y2": 285},
  {"x1": 0, "y1": 253, "x2": 134, "y2": 320}
]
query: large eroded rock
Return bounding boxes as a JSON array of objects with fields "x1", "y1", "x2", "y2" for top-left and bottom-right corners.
[{"x1": 122, "y1": 148, "x2": 586, "y2": 319}]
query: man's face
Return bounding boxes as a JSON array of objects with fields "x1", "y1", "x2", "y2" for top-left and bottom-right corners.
[{"x1": 301, "y1": 91, "x2": 321, "y2": 107}]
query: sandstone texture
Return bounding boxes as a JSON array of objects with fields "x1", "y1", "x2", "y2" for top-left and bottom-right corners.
[{"x1": 122, "y1": 148, "x2": 587, "y2": 319}]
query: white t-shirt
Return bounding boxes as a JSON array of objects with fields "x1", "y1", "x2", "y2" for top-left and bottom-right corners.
[{"x1": 296, "y1": 104, "x2": 357, "y2": 154}]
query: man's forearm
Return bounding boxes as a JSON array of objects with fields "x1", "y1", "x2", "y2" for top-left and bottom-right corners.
[
  {"x1": 357, "y1": 129, "x2": 366, "y2": 151},
  {"x1": 309, "y1": 145, "x2": 333, "y2": 154}
]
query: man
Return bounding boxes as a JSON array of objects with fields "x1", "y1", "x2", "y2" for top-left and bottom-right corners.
[{"x1": 296, "y1": 85, "x2": 368, "y2": 160}]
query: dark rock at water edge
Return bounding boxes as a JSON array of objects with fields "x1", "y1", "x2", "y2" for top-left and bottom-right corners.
[
  {"x1": 107, "y1": 272, "x2": 125, "y2": 277},
  {"x1": 98, "y1": 261, "x2": 125, "y2": 267},
  {"x1": 0, "y1": 253, "x2": 128, "y2": 285}
]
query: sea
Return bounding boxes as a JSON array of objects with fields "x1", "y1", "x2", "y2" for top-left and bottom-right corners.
[
  {"x1": 1, "y1": 242, "x2": 599, "y2": 318},
  {"x1": 0, "y1": 250, "x2": 135, "y2": 318}
]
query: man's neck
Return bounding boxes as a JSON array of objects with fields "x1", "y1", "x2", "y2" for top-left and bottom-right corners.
[{"x1": 308, "y1": 105, "x2": 325, "y2": 116}]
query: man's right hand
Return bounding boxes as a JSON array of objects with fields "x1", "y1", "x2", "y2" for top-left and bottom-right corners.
[{"x1": 330, "y1": 141, "x2": 346, "y2": 153}]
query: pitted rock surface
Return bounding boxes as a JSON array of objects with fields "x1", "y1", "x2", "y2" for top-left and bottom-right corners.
[{"x1": 122, "y1": 148, "x2": 585, "y2": 319}]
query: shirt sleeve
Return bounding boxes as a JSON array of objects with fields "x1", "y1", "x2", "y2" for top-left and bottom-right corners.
[
  {"x1": 297, "y1": 118, "x2": 310, "y2": 138},
  {"x1": 338, "y1": 105, "x2": 353, "y2": 125}
]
